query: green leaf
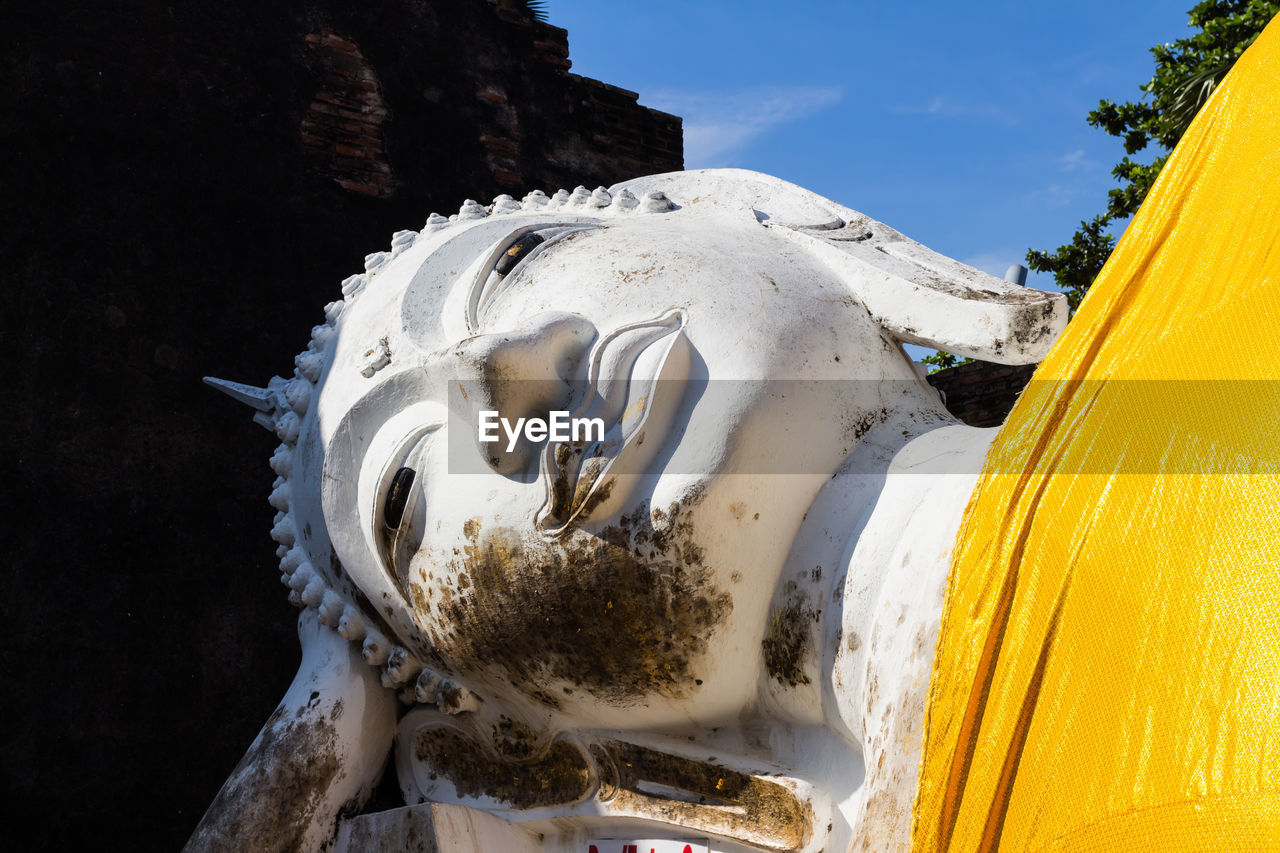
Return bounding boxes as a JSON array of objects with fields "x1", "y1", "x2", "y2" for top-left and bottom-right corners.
[
  {"x1": 523, "y1": 0, "x2": 549, "y2": 22},
  {"x1": 919, "y1": 351, "x2": 973, "y2": 373}
]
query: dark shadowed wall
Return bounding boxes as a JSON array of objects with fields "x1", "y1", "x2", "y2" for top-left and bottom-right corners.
[
  {"x1": 0, "y1": 1, "x2": 679, "y2": 849},
  {"x1": 927, "y1": 361, "x2": 1038, "y2": 427}
]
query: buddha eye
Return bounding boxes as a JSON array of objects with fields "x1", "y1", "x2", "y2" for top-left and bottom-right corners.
[
  {"x1": 494, "y1": 232, "x2": 545, "y2": 275},
  {"x1": 369, "y1": 421, "x2": 440, "y2": 594},
  {"x1": 383, "y1": 466, "x2": 416, "y2": 530},
  {"x1": 379, "y1": 464, "x2": 422, "y2": 592},
  {"x1": 469, "y1": 224, "x2": 598, "y2": 329}
]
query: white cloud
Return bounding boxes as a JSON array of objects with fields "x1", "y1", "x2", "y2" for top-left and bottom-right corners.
[
  {"x1": 647, "y1": 86, "x2": 843, "y2": 168},
  {"x1": 1017, "y1": 151, "x2": 1100, "y2": 209},
  {"x1": 890, "y1": 95, "x2": 1018, "y2": 126},
  {"x1": 1022, "y1": 178, "x2": 1086, "y2": 210},
  {"x1": 1058, "y1": 149, "x2": 1097, "y2": 172},
  {"x1": 961, "y1": 250, "x2": 1026, "y2": 279}
]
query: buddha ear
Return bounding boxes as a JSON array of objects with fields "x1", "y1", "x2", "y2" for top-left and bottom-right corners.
[
  {"x1": 767, "y1": 220, "x2": 1068, "y2": 364},
  {"x1": 615, "y1": 168, "x2": 1067, "y2": 364}
]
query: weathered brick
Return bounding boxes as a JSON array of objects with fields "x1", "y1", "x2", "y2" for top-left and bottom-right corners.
[
  {"x1": 16, "y1": 1, "x2": 684, "y2": 844},
  {"x1": 927, "y1": 361, "x2": 1037, "y2": 426}
]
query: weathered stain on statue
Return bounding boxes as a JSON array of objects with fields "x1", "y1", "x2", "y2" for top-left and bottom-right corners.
[
  {"x1": 591, "y1": 740, "x2": 814, "y2": 852},
  {"x1": 425, "y1": 495, "x2": 732, "y2": 702},
  {"x1": 412, "y1": 725, "x2": 592, "y2": 808},
  {"x1": 183, "y1": 706, "x2": 343, "y2": 852},
  {"x1": 762, "y1": 580, "x2": 822, "y2": 687}
]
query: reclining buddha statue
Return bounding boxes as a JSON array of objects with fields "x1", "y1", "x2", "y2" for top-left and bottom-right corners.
[
  {"x1": 188, "y1": 168, "x2": 1065, "y2": 852},
  {"x1": 189, "y1": 31, "x2": 1280, "y2": 844}
]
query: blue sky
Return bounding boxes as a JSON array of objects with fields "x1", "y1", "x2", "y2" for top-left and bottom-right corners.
[{"x1": 546, "y1": 1, "x2": 1194, "y2": 355}]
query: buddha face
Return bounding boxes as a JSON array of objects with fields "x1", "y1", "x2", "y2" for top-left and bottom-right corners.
[{"x1": 274, "y1": 171, "x2": 1060, "y2": 727}]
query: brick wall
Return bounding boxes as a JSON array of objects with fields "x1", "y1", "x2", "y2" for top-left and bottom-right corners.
[
  {"x1": 289, "y1": 1, "x2": 684, "y2": 208},
  {"x1": 927, "y1": 361, "x2": 1039, "y2": 427},
  {"x1": 2, "y1": 1, "x2": 680, "y2": 849},
  {"x1": 301, "y1": 31, "x2": 398, "y2": 197}
]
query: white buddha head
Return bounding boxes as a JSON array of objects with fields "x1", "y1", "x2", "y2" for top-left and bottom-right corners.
[{"x1": 213, "y1": 169, "x2": 1064, "y2": 730}]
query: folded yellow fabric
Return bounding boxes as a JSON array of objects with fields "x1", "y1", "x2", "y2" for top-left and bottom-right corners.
[{"x1": 911, "y1": 17, "x2": 1280, "y2": 852}]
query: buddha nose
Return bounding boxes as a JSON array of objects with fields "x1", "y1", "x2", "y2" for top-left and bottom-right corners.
[{"x1": 450, "y1": 311, "x2": 597, "y2": 476}]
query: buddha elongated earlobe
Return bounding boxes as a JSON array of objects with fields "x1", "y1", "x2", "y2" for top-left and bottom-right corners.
[
  {"x1": 768, "y1": 222, "x2": 1068, "y2": 364},
  {"x1": 614, "y1": 168, "x2": 1063, "y2": 362}
]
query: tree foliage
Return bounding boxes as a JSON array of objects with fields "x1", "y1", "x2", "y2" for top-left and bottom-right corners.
[
  {"x1": 523, "y1": 0, "x2": 549, "y2": 22},
  {"x1": 920, "y1": 351, "x2": 972, "y2": 371},
  {"x1": 1027, "y1": 0, "x2": 1280, "y2": 310}
]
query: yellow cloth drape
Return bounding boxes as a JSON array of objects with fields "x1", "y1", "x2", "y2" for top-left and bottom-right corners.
[{"x1": 911, "y1": 17, "x2": 1280, "y2": 853}]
